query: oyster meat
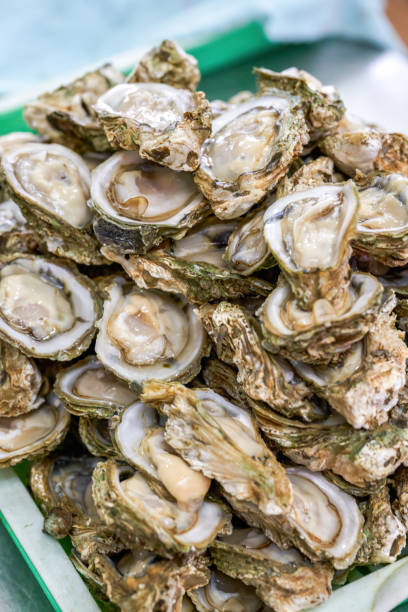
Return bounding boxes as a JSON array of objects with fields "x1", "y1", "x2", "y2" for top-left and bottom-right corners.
[{"x1": 189, "y1": 569, "x2": 269, "y2": 612}]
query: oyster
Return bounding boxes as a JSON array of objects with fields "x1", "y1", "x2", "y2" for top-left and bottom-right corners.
[
  {"x1": 92, "y1": 459, "x2": 231, "y2": 556},
  {"x1": 276, "y1": 155, "x2": 337, "y2": 199},
  {"x1": 255, "y1": 67, "x2": 344, "y2": 141},
  {"x1": 94, "y1": 83, "x2": 211, "y2": 171},
  {"x1": 95, "y1": 276, "x2": 209, "y2": 388},
  {"x1": 194, "y1": 92, "x2": 308, "y2": 219},
  {"x1": 142, "y1": 381, "x2": 292, "y2": 516},
  {"x1": 353, "y1": 172, "x2": 408, "y2": 266},
  {"x1": 255, "y1": 404, "x2": 408, "y2": 488},
  {"x1": 321, "y1": 113, "x2": 408, "y2": 177},
  {"x1": 0, "y1": 339, "x2": 45, "y2": 416},
  {"x1": 258, "y1": 272, "x2": 383, "y2": 363},
  {"x1": 393, "y1": 467, "x2": 408, "y2": 530},
  {"x1": 72, "y1": 548, "x2": 209, "y2": 612},
  {"x1": 356, "y1": 485, "x2": 406, "y2": 564},
  {"x1": 189, "y1": 570, "x2": 269, "y2": 612},
  {"x1": 1, "y1": 142, "x2": 103, "y2": 264},
  {"x1": 30, "y1": 453, "x2": 122, "y2": 558},
  {"x1": 292, "y1": 292, "x2": 408, "y2": 428},
  {"x1": 210, "y1": 527, "x2": 333, "y2": 612},
  {"x1": 128, "y1": 39, "x2": 200, "y2": 91},
  {"x1": 263, "y1": 181, "x2": 358, "y2": 309},
  {"x1": 0, "y1": 254, "x2": 100, "y2": 359},
  {"x1": 24, "y1": 65, "x2": 124, "y2": 152},
  {"x1": 54, "y1": 355, "x2": 138, "y2": 418},
  {"x1": 0, "y1": 198, "x2": 42, "y2": 254},
  {"x1": 91, "y1": 150, "x2": 209, "y2": 253},
  {"x1": 0, "y1": 394, "x2": 70, "y2": 467},
  {"x1": 78, "y1": 418, "x2": 116, "y2": 458},
  {"x1": 198, "y1": 302, "x2": 325, "y2": 422}
]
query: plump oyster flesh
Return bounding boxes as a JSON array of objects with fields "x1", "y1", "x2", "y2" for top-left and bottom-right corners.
[
  {"x1": 189, "y1": 569, "x2": 269, "y2": 612},
  {"x1": 128, "y1": 39, "x2": 200, "y2": 91},
  {"x1": 356, "y1": 485, "x2": 406, "y2": 564},
  {"x1": 94, "y1": 83, "x2": 211, "y2": 171},
  {"x1": 95, "y1": 276, "x2": 209, "y2": 388},
  {"x1": 210, "y1": 527, "x2": 333, "y2": 612},
  {"x1": 24, "y1": 65, "x2": 124, "y2": 152},
  {"x1": 0, "y1": 394, "x2": 70, "y2": 467},
  {"x1": 0, "y1": 339, "x2": 45, "y2": 416},
  {"x1": 0, "y1": 255, "x2": 100, "y2": 359},
  {"x1": 73, "y1": 547, "x2": 209, "y2": 612},
  {"x1": 292, "y1": 292, "x2": 408, "y2": 428},
  {"x1": 263, "y1": 181, "x2": 358, "y2": 309},
  {"x1": 353, "y1": 172, "x2": 408, "y2": 266},
  {"x1": 195, "y1": 92, "x2": 309, "y2": 219},
  {"x1": 92, "y1": 459, "x2": 231, "y2": 556},
  {"x1": 142, "y1": 382, "x2": 293, "y2": 517},
  {"x1": 91, "y1": 150, "x2": 209, "y2": 253},
  {"x1": 54, "y1": 355, "x2": 138, "y2": 418},
  {"x1": 258, "y1": 272, "x2": 383, "y2": 363},
  {"x1": 1, "y1": 142, "x2": 103, "y2": 264},
  {"x1": 255, "y1": 66, "x2": 344, "y2": 141},
  {"x1": 198, "y1": 302, "x2": 325, "y2": 422}
]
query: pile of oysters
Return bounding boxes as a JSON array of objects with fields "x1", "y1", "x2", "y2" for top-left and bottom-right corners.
[{"x1": 2, "y1": 39, "x2": 408, "y2": 611}]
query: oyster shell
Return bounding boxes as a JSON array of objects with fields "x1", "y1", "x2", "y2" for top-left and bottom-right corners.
[
  {"x1": 292, "y1": 292, "x2": 408, "y2": 428},
  {"x1": 356, "y1": 485, "x2": 406, "y2": 564},
  {"x1": 263, "y1": 181, "x2": 359, "y2": 309},
  {"x1": 210, "y1": 527, "x2": 333, "y2": 612},
  {"x1": 95, "y1": 276, "x2": 209, "y2": 388},
  {"x1": 94, "y1": 83, "x2": 211, "y2": 171},
  {"x1": 78, "y1": 417, "x2": 116, "y2": 458},
  {"x1": 0, "y1": 394, "x2": 70, "y2": 467},
  {"x1": 276, "y1": 155, "x2": 337, "y2": 199},
  {"x1": 321, "y1": 113, "x2": 408, "y2": 177},
  {"x1": 92, "y1": 459, "x2": 231, "y2": 556},
  {"x1": 128, "y1": 39, "x2": 200, "y2": 91},
  {"x1": 24, "y1": 65, "x2": 124, "y2": 152},
  {"x1": 1, "y1": 142, "x2": 103, "y2": 264},
  {"x1": 142, "y1": 381, "x2": 292, "y2": 516},
  {"x1": 255, "y1": 67, "x2": 344, "y2": 141},
  {"x1": 198, "y1": 302, "x2": 325, "y2": 422},
  {"x1": 0, "y1": 339, "x2": 45, "y2": 416},
  {"x1": 393, "y1": 466, "x2": 408, "y2": 530},
  {"x1": 0, "y1": 198, "x2": 42, "y2": 254},
  {"x1": 194, "y1": 92, "x2": 308, "y2": 219},
  {"x1": 258, "y1": 272, "x2": 383, "y2": 363},
  {"x1": 189, "y1": 569, "x2": 269, "y2": 612},
  {"x1": 91, "y1": 150, "x2": 209, "y2": 253},
  {"x1": 0, "y1": 254, "x2": 100, "y2": 359},
  {"x1": 72, "y1": 548, "x2": 209, "y2": 612},
  {"x1": 353, "y1": 172, "x2": 408, "y2": 266},
  {"x1": 54, "y1": 355, "x2": 138, "y2": 418}
]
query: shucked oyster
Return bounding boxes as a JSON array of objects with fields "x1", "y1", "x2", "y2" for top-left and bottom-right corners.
[
  {"x1": 1, "y1": 142, "x2": 103, "y2": 264},
  {"x1": 91, "y1": 150, "x2": 209, "y2": 253},
  {"x1": 210, "y1": 527, "x2": 333, "y2": 612},
  {"x1": 353, "y1": 172, "x2": 408, "y2": 266},
  {"x1": 0, "y1": 339, "x2": 44, "y2": 416},
  {"x1": 0, "y1": 255, "x2": 100, "y2": 360},
  {"x1": 72, "y1": 548, "x2": 209, "y2": 612},
  {"x1": 142, "y1": 382, "x2": 292, "y2": 516},
  {"x1": 24, "y1": 65, "x2": 124, "y2": 152},
  {"x1": 102, "y1": 218, "x2": 273, "y2": 305},
  {"x1": 263, "y1": 182, "x2": 359, "y2": 309},
  {"x1": 194, "y1": 92, "x2": 308, "y2": 219},
  {"x1": 292, "y1": 292, "x2": 408, "y2": 429},
  {"x1": 92, "y1": 459, "x2": 231, "y2": 556},
  {"x1": 321, "y1": 113, "x2": 408, "y2": 177},
  {"x1": 94, "y1": 83, "x2": 211, "y2": 171},
  {"x1": 54, "y1": 355, "x2": 138, "y2": 418},
  {"x1": 198, "y1": 302, "x2": 325, "y2": 422},
  {"x1": 258, "y1": 272, "x2": 383, "y2": 363},
  {"x1": 189, "y1": 570, "x2": 269, "y2": 612},
  {"x1": 0, "y1": 394, "x2": 70, "y2": 468},
  {"x1": 95, "y1": 276, "x2": 209, "y2": 388},
  {"x1": 255, "y1": 67, "x2": 344, "y2": 141},
  {"x1": 128, "y1": 39, "x2": 200, "y2": 91}
]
